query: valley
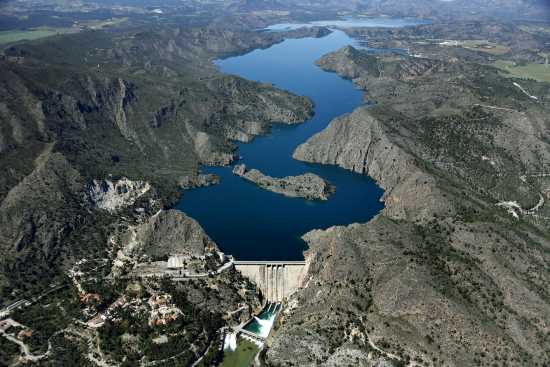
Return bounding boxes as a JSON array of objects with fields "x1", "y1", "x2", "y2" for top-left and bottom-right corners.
[{"x1": 0, "y1": 1, "x2": 549, "y2": 366}]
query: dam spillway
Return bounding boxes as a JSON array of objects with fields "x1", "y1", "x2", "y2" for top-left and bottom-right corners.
[{"x1": 234, "y1": 261, "x2": 306, "y2": 302}]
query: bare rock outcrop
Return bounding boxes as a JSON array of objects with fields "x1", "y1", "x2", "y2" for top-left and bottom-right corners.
[
  {"x1": 224, "y1": 120, "x2": 270, "y2": 142},
  {"x1": 87, "y1": 178, "x2": 151, "y2": 212},
  {"x1": 232, "y1": 164, "x2": 335, "y2": 200},
  {"x1": 111, "y1": 209, "x2": 222, "y2": 278}
]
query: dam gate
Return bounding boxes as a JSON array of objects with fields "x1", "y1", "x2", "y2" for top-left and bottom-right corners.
[{"x1": 233, "y1": 261, "x2": 306, "y2": 302}]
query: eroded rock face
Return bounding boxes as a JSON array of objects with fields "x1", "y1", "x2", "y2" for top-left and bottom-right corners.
[
  {"x1": 224, "y1": 120, "x2": 270, "y2": 142},
  {"x1": 232, "y1": 163, "x2": 335, "y2": 200},
  {"x1": 87, "y1": 178, "x2": 151, "y2": 213}
]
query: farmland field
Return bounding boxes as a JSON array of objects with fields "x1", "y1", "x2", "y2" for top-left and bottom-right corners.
[
  {"x1": 494, "y1": 59, "x2": 550, "y2": 83},
  {"x1": 0, "y1": 27, "x2": 78, "y2": 45},
  {"x1": 460, "y1": 39, "x2": 511, "y2": 55}
]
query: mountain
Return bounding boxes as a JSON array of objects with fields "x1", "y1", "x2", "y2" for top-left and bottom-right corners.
[
  {"x1": 266, "y1": 43, "x2": 550, "y2": 366},
  {"x1": 0, "y1": 1, "x2": 549, "y2": 366},
  {"x1": 228, "y1": 0, "x2": 549, "y2": 19},
  {"x1": 0, "y1": 25, "x2": 322, "y2": 300}
]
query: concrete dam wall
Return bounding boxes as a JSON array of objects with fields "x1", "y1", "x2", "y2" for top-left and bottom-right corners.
[{"x1": 234, "y1": 261, "x2": 306, "y2": 302}]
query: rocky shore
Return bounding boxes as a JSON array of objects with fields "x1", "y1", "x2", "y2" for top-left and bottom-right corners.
[
  {"x1": 232, "y1": 164, "x2": 335, "y2": 200},
  {"x1": 179, "y1": 174, "x2": 220, "y2": 189}
]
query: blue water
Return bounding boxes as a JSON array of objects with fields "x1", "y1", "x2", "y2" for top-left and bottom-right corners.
[
  {"x1": 244, "y1": 303, "x2": 281, "y2": 337},
  {"x1": 177, "y1": 28, "x2": 388, "y2": 261}
]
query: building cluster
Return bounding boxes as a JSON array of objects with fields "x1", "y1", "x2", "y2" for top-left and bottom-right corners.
[{"x1": 148, "y1": 294, "x2": 182, "y2": 327}]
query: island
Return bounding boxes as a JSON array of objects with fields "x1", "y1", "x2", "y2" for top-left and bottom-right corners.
[{"x1": 232, "y1": 164, "x2": 335, "y2": 201}]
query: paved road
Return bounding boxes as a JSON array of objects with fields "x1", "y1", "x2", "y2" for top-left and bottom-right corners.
[
  {"x1": 0, "y1": 319, "x2": 50, "y2": 363},
  {"x1": 1, "y1": 284, "x2": 65, "y2": 318}
]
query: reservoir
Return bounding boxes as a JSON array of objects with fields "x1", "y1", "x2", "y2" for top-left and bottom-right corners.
[{"x1": 178, "y1": 20, "x2": 422, "y2": 260}]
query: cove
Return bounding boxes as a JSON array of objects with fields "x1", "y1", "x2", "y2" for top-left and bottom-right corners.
[{"x1": 177, "y1": 27, "x2": 389, "y2": 261}]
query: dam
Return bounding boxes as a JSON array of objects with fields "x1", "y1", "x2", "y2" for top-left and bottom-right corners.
[{"x1": 234, "y1": 261, "x2": 306, "y2": 302}]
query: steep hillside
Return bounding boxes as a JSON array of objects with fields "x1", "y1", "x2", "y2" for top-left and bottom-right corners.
[
  {"x1": 0, "y1": 23, "x2": 329, "y2": 366},
  {"x1": 0, "y1": 25, "x2": 324, "y2": 302},
  {"x1": 1, "y1": 210, "x2": 261, "y2": 366},
  {"x1": 266, "y1": 46, "x2": 550, "y2": 366}
]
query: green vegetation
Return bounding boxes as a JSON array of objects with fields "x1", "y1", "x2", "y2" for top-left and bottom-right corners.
[
  {"x1": 493, "y1": 60, "x2": 550, "y2": 83},
  {"x1": 219, "y1": 339, "x2": 259, "y2": 367},
  {"x1": 41, "y1": 333, "x2": 95, "y2": 367},
  {"x1": 0, "y1": 336, "x2": 20, "y2": 365},
  {"x1": 10, "y1": 285, "x2": 81, "y2": 354},
  {"x1": 97, "y1": 280, "x2": 224, "y2": 365},
  {"x1": 196, "y1": 334, "x2": 224, "y2": 367},
  {"x1": 519, "y1": 24, "x2": 550, "y2": 35},
  {"x1": 458, "y1": 40, "x2": 511, "y2": 55},
  {"x1": 0, "y1": 27, "x2": 78, "y2": 45},
  {"x1": 98, "y1": 306, "x2": 197, "y2": 365}
]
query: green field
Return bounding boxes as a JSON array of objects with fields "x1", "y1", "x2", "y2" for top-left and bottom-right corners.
[
  {"x1": 460, "y1": 40, "x2": 511, "y2": 55},
  {"x1": 438, "y1": 39, "x2": 512, "y2": 56},
  {"x1": 219, "y1": 339, "x2": 260, "y2": 367},
  {"x1": 519, "y1": 24, "x2": 550, "y2": 35},
  {"x1": 0, "y1": 27, "x2": 78, "y2": 45},
  {"x1": 494, "y1": 60, "x2": 550, "y2": 83}
]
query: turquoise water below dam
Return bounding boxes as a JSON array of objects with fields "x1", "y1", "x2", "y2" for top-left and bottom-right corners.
[
  {"x1": 243, "y1": 303, "x2": 281, "y2": 338},
  {"x1": 177, "y1": 19, "x2": 424, "y2": 260}
]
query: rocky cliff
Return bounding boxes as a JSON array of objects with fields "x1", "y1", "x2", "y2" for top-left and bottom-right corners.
[{"x1": 293, "y1": 107, "x2": 448, "y2": 220}]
